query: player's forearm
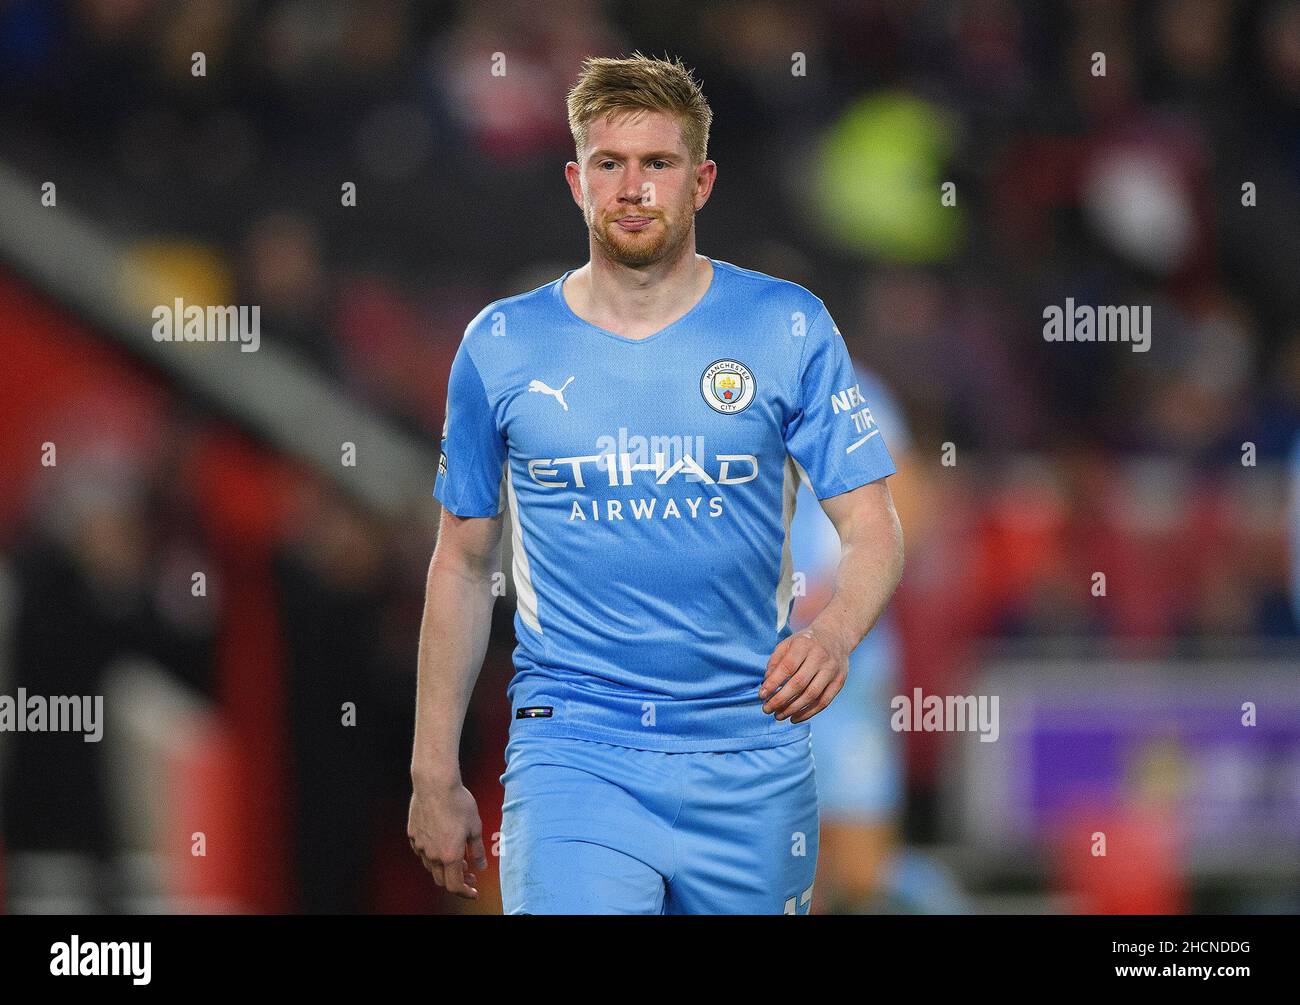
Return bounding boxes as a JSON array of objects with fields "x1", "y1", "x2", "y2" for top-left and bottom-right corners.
[
  {"x1": 809, "y1": 505, "x2": 904, "y2": 659},
  {"x1": 410, "y1": 555, "x2": 497, "y2": 787}
]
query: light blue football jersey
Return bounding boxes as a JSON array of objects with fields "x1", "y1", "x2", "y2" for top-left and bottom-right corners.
[{"x1": 433, "y1": 258, "x2": 896, "y2": 752}]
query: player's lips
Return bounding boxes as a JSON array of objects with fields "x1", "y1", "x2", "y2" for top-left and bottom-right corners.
[{"x1": 613, "y1": 215, "x2": 655, "y2": 231}]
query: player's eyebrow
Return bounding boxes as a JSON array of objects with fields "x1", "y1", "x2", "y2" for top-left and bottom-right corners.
[{"x1": 587, "y1": 149, "x2": 682, "y2": 163}]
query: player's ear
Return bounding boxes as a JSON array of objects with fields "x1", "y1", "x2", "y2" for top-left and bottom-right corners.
[
  {"x1": 694, "y1": 159, "x2": 717, "y2": 209},
  {"x1": 564, "y1": 161, "x2": 584, "y2": 207}
]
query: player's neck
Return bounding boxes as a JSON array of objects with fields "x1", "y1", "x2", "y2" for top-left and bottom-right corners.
[{"x1": 566, "y1": 249, "x2": 713, "y2": 341}]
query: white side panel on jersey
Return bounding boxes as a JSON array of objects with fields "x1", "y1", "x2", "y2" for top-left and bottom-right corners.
[
  {"x1": 505, "y1": 462, "x2": 542, "y2": 633},
  {"x1": 791, "y1": 455, "x2": 813, "y2": 492},
  {"x1": 775, "y1": 453, "x2": 807, "y2": 631}
]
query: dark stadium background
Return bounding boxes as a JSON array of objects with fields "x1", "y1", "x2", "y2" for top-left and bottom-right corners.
[{"x1": 1, "y1": 0, "x2": 1298, "y2": 914}]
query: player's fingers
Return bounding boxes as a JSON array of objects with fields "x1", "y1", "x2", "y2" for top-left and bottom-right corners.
[
  {"x1": 443, "y1": 859, "x2": 479, "y2": 899},
  {"x1": 778, "y1": 666, "x2": 833, "y2": 721},
  {"x1": 761, "y1": 642, "x2": 794, "y2": 697},
  {"x1": 770, "y1": 659, "x2": 831, "y2": 717},
  {"x1": 468, "y1": 833, "x2": 488, "y2": 870},
  {"x1": 442, "y1": 858, "x2": 467, "y2": 893},
  {"x1": 763, "y1": 653, "x2": 822, "y2": 715},
  {"x1": 788, "y1": 669, "x2": 844, "y2": 723},
  {"x1": 762, "y1": 664, "x2": 814, "y2": 714},
  {"x1": 763, "y1": 637, "x2": 825, "y2": 709},
  {"x1": 761, "y1": 636, "x2": 812, "y2": 698},
  {"x1": 409, "y1": 835, "x2": 441, "y2": 882}
]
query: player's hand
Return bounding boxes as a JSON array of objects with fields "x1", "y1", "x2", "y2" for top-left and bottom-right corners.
[
  {"x1": 407, "y1": 778, "x2": 488, "y2": 899},
  {"x1": 760, "y1": 627, "x2": 849, "y2": 723}
]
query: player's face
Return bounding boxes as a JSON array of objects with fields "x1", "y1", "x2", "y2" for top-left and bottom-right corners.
[{"x1": 573, "y1": 110, "x2": 707, "y2": 268}]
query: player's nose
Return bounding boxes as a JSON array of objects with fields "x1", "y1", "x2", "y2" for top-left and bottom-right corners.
[{"x1": 619, "y1": 167, "x2": 647, "y2": 202}]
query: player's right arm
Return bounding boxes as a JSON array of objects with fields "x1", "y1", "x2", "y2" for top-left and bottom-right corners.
[
  {"x1": 408, "y1": 507, "x2": 502, "y2": 899},
  {"x1": 409, "y1": 331, "x2": 509, "y2": 900}
]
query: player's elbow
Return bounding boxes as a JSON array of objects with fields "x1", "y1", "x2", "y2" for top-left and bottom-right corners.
[{"x1": 430, "y1": 509, "x2": 504, "y2": 583}]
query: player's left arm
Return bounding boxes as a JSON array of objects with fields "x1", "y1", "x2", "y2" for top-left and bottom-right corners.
[{"x1": 761, "y1": 477, "x2": 904, "y2": 723}]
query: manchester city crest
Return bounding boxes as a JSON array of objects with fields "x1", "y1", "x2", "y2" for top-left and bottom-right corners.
[{"x1": 700, "y1": 359, "x2": 755, "y2": 414}]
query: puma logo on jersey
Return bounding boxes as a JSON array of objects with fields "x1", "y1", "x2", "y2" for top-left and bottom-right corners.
[{"x1": 529, "y1": 376, "x2": 575, "y2": 411}]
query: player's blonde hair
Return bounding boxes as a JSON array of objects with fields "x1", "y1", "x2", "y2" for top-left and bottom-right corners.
[{"x1": 566, "y1": 52, "x2": 712, "y2": 166}]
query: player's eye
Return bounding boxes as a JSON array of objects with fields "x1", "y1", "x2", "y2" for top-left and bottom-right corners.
[
  {"x1": 649, "y1": 160, "x2": 669, "y2": 170},
  {"x1": 598, "y1": 160, "x2": 618, "y2": 170}
]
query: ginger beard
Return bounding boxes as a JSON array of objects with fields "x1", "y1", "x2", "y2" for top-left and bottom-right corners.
[{"x1": 585, "y1": 184, "x2": 694, "y2": 268}]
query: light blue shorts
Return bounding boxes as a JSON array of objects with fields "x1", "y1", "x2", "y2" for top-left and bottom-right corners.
[
  {"x1": 499, "y1": 733, "x2": 819, "y2": 914},
  {"x1": 808, "y1": 667, "x2": 903, "y2": 822}
]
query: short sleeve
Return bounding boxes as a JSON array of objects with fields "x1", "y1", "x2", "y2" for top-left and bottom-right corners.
[
  {"x1": 433, "y1": 340, "x2": 508, "y2": 517},
  {"x1": 783, "y1": 306, "x2": 896, "y2": 499}
]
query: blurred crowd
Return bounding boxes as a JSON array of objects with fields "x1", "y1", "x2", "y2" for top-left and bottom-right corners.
[
  {"x1": 1, "y1": 0, "x2": 1298, "y2": 913},
  {"x1": 2, "y1": 0, "x2": 1297, "y2": 454}
]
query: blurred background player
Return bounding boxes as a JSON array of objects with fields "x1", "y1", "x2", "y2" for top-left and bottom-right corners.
[{"x1": 790, "y1": 363, "x2": 967, "y2": 915}]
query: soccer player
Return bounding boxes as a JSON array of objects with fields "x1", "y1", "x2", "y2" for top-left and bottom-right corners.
[{"x1": 408, "y1": 53, "x2": 904, "y2": 914}]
